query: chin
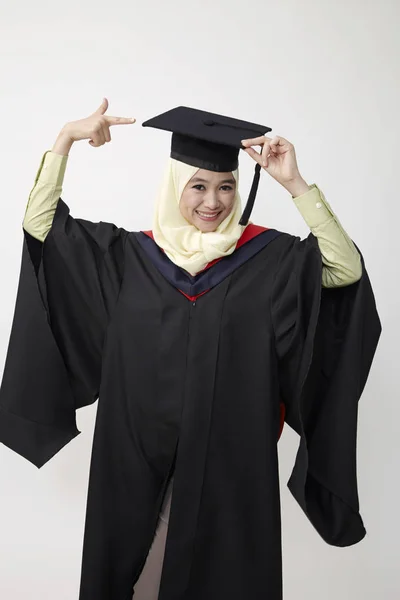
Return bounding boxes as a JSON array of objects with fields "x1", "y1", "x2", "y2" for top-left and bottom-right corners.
[{"x1": 195, "y1": 220, "x2": 221, "y2": 233}]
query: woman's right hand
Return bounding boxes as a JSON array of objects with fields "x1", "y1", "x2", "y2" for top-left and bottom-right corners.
[{"x1": 53, "y1": 98, "x2": 136, "y2": 154}]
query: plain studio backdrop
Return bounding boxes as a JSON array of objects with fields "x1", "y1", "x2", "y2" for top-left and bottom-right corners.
[{"x1": 0, "y1": 1, "x2": 397, "y2": 598}]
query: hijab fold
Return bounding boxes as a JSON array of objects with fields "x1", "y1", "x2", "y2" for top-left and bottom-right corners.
[{"x1": 152, "y1": 158, "x2": 246, "y2": 276}]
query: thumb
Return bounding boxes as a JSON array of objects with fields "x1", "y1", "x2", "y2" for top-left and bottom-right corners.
[{"x1": 93, "y1": 97, "x2": 108, "y2": 115}]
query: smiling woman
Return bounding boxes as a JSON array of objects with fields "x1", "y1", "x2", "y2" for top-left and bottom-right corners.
[
  {"x1": 0, "y1": 102, "x2": 381, "y2": 600},
  {"x1": 179, "y1": 170, "x2": 237, "y2": 231}
]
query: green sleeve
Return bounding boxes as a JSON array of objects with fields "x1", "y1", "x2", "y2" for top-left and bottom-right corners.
[
  {"x1": 292, "y1": 183, "x2": 362, "y2": 287},
  {"x1": 23, "y1": 150, "x2": 68, "y2": 242}
]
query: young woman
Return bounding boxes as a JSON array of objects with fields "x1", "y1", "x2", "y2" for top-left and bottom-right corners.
[{"x1": 0, "y1": 99, "x2": 380, "y2": 600}]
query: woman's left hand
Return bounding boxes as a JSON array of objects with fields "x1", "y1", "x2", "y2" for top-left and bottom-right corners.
[{"x1": 241, "y1": 135, "x2": 303, "y2": 187}]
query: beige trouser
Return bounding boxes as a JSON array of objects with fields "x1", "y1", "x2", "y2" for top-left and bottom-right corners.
[{"x1": 132, "y1": 476, "x2": 173, "y2": 599}]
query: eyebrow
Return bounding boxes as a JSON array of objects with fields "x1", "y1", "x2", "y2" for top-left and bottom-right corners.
[{"x1": 190, "y1": 177, "x2": 236, "y2": 185}]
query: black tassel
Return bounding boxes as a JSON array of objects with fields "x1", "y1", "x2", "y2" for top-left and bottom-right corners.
[{"x1": 239, "y1": 162, "x2": 261, "y2": 226}]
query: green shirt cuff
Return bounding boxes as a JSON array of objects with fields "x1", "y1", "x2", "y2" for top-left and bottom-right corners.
[
  {"x1": 33, "y1": 150, "x2": 68, "y2": 188},
  {"x1": 292, "y1": 183, "x2": 336, "y2": 229}
]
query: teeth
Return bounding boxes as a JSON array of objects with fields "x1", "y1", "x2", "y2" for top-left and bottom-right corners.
[{"x1": 197, "y1": 211, "x2": 219, "y2": 217}]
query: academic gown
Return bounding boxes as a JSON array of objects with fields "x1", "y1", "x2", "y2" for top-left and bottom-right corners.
[{"x1": 0, "y1": 197, "x2": 381, "y2": 600}]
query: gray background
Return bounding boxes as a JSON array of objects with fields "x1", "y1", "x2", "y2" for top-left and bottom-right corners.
[{"x1": 0, "y1": 0, "x2": 397, "y2": 598}]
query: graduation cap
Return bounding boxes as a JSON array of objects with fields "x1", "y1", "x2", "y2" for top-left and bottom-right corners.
[{"x1": 142, "y1": 106, "x2": 272, "y2": 225}]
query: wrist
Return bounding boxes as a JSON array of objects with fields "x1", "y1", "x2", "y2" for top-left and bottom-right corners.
[
  {"x1": 52, "y1": 126, "x2": 74, "y2": 156},
  {"x1": 283, "y1": 176, "x2": 310, "y2": 198}
]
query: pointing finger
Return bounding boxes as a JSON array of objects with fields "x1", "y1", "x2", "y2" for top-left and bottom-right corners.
[{"x1": 105, "y1": 116, "x2": 136, "y2": 126}]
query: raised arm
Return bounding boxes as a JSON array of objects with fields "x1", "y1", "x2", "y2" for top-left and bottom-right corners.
[
  {"x1": 290, "y1": 182, "x2": 362, "y2": 288},
  {"x1": 241, "y1": 134, "x2": 362, "y2": 288},
  {"x1": 23, "y1": 147, "x2": 69, "y2": 242},
  {"x1": 1, "y1": 99, "x2": 135, "y2": 468},
  {"x1": 23, "y1": 97, "x2": 136, "y2": 242}
]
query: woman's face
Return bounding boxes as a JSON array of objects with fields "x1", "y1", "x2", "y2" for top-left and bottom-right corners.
[{"x1": 179, "y1": 169, "x2": 237, "y2": 232}]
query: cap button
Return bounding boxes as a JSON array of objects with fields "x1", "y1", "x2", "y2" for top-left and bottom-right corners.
[{"x1": 203, "y1": 119, "x2": 216, "y2": 126}]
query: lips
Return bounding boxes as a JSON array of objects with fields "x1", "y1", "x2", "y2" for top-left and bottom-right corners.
[{"x1": 196, "y1": 210, "x2": 221, "y2": 221}]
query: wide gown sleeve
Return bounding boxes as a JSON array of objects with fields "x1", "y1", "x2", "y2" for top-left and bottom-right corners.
[
  {"x1": 0, "y1": 197, "x2": 128, "y2": 468},
  {"x1": 271, "y1": 232, "x2": 381, "y2": 547}
]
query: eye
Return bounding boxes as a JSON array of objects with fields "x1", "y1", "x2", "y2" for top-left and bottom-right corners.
[{"x1": 192, "y1": 185, "x2": 233, "y2": 191}]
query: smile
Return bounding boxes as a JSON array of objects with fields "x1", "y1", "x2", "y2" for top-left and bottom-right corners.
[{"x1": 196, "y1": 210, "x2": 222, "y2": 221}]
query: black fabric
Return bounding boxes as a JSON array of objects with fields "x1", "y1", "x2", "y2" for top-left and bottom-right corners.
[
  {"x1": 142, "y1": 105, "x2": 272, "y2": 164},
  {"x1": 134, "y1": 226, "x2": 282, "y2": 297},
  {"x1": 0, "y1": 197, "x2": 381, "y2": 600},
  {"x1": 0, "y1": 199, "x2": 127, "y2": 467},
  {"x1": 271, "y1": 236, "x2": 381, "y2": 547},
  {"x1": 170, "y1": 136, "x2": 239, "y2": 172}
]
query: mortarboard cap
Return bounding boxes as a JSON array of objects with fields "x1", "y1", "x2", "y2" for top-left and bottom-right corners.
[{"x1": 142, "y1": 106, "x2": 272, "y2": 225}]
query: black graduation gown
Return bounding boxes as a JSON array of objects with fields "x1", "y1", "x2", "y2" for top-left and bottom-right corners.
[{"x1": 0, "y1": 198, "x2": 381, "y2": 600}]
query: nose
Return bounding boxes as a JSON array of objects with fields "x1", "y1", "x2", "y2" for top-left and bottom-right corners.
[{"x1": 203, "y1": 191, "x2": 220, "y2": 209}]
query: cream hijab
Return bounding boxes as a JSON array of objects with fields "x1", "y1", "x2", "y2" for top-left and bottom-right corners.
[{"x1": 152, "y1": 157, "x2": 247, "y2": 276}]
